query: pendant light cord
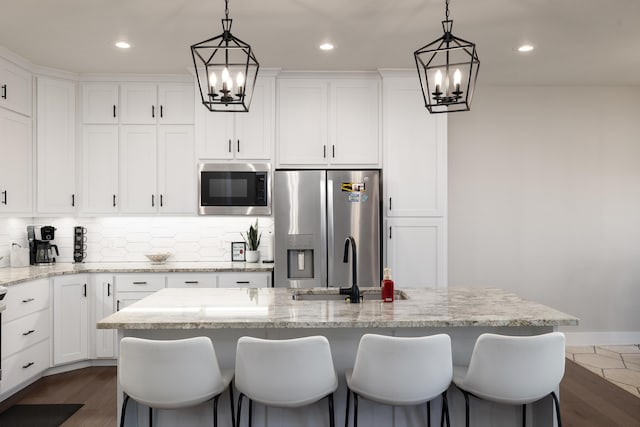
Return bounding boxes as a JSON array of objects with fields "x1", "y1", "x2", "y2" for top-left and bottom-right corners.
[
  {"x1": 445, "y1": 0, "x2": 450, "y2": 20},
  {"x1": 225, "y1": 0, "x2": 230, "y2": 20}
]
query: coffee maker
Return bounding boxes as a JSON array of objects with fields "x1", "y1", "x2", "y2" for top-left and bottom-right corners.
[{"x1": 27, "y1": 226, "x2": 59, "y2": 265}]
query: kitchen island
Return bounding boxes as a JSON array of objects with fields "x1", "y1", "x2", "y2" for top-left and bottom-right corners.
[{"x1": 98, "y1": 287, "x2": 578, "y2": 427}]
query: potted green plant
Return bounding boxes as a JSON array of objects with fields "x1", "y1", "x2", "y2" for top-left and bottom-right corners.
[{"x1": 242, "y1": 219, "x2": 262, "y2": 263}]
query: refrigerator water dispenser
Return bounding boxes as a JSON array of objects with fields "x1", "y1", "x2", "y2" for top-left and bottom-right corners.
[{"x1": 287, "y1": 249, "x2": 314, "y2": 279}]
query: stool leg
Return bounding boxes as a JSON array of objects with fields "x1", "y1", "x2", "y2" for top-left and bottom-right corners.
[
  {"x1": 120, "y1": 394, "x2": 130, "y2": 427},
  {"x1": 328, "y1": 393, "x2": 335, "y2": 427},
  {"x1": 353, "y1": 393, "x2": 359, "y2": 427},
  {"x1": 213, "y1": 395, "x2": 219, "y2": 427},
  {"x1": 149, "y1": 406, "x2": 152, "y2": 427},
  {"x1": 344, "y1": 388, "x2": 351, "y2": 427},
  {"x1": 229, "y1": 382, "x2": 236, "y2": 427},
  {"x1": 443, "y1": 392, "x2": 450, "y2": 427},
  {"x1": 551, "y1": 391, "x2": 562, "y2": 427},
  {"x1": 427, "y1": 400, "x2": 431, "y2": 427},
  {"x1": 248, "y1": 398, "x2": 253, "y2": 427},
  {"x1": 462, "y1": 390, "x2": 470, "y2": 427},
  {"x1": 522, "y1": 403, "x2": 526, "y2": 427},
  {"x1": 236, "y1": 393, "x2": 244, "y2": 427}
]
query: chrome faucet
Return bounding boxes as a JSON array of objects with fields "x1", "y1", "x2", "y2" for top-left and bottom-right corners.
[{"x1": 339, "y1": 236, "x2": 360, "y2": 303}]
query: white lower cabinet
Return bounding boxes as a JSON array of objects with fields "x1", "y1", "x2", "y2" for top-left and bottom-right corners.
[
  {"x1": 0, "y1": 279, "x2": 51, "y2": 394},
  {"x1": 385, "y1": 218, "x2": 447, "y2": 288},
  {"x1": 218, "y1": 272, "x2": 271, "y2": 288},
  {"x1": 52, "y1": 275, "x2": 89, "y2": 365},
  {"x1": 114, "y1": 274, "x2": 165, "y2": 312},
  {"x1": 93, "y1": 274, "x2": 115, "y2": 358}
]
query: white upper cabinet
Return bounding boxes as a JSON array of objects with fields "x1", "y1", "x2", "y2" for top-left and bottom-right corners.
[
  {"x1": 0, "y1": 57, "x2": 32, "y2": 117},
  {"x1": 120, "y1": 84, "x2": 157, "y2": 124},
  {"x1": 119, "y1": 125, "x2": 158, "y2": 213},
  {"x1": 382, "y1": 76, "x2": 447, "y2": 217},
  {"x1": 158, "y1": 84, "x2": 194, "y2": 125},
  {"x1": 277, "y1": 76, "x2": 380, "y2": 168},
  {"x1": 36, "y1": 77, "x2": 77, "y2": 214},
  {"x1": 157, "y1": 125, "x2": 196, "y2": 214},
  {"x1": 81, "y1": 83, "x2": 119, "y2": 124},
  {"x1": 0, "y1": 108, "x2": 32, "y2": 214},
  {"x1": 197, "y1": 77, "x2": 274, "y2": 160},
  {"x1": 81, "y1": 125, "x2": 119, "y2": 214}
]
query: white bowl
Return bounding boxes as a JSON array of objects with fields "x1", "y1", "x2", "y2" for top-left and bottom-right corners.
[{"x1": 145, "y1": 253, "x2": 171, "y2": 264}]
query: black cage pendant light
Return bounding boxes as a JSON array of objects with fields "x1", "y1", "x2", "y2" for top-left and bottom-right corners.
[
  {"x1": 414, "y1": 0, "x2": 479, "y2": 114},
  {"x1": 191, "y1": 0, "x2": 259, "y2": 112}
]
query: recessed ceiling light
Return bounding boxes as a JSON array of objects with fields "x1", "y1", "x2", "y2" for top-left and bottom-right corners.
[
  {"x1": 319, "y1": 43, "x2": 334, "y2": 51},
  {"x1": 517, "y1": 44, "x2": 534, "y2": 53},
  {"x1": 115, "y1": 41, "x2": 131, "y2": 49}
]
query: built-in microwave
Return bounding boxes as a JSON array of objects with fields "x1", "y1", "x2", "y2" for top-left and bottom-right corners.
[{"x1": 198, "y1": 163, "x2": 271, "y2": 215}]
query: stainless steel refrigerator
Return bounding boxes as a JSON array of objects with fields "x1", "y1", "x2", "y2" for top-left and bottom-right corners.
[{"x1": 274, "y1": 170, "x2": 381, "y2": 288}]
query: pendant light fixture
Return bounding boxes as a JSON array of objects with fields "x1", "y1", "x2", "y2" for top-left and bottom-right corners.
[
  {"x1": 191, "y1": 0, "x2": 259, "y2": 112},
  {"x1": 414, "y1": 0, "x2": 479, "y2": 114}
]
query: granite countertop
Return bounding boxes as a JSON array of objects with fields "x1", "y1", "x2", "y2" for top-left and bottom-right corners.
[
  {"x1": 0, "y1": 262, "x2": 273, "y2": 286},
  {"x1": 97, "y1": 287, "x2": 579, "y2": 330}
]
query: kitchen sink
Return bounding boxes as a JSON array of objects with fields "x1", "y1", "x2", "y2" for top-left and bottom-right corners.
[{"x1": 290, "y1": 288, "x2": 408, "y2": 302}]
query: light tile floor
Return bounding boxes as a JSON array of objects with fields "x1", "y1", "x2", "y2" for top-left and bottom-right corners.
[{"x1": 566, "y1": 344, "x2": 640, "y2": 398}]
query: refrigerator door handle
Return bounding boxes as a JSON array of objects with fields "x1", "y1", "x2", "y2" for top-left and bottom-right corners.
[{"x1": 321, "y1": 171, "x2": 329, "y2": 287}]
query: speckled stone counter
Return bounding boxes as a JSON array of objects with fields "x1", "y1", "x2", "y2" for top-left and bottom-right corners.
[
  {"x1": 0, "y1": 262, "x2": 273, "y2": 286},
  {"x1": 97, "y1": 286, "x2": 578, "y2": 330}
]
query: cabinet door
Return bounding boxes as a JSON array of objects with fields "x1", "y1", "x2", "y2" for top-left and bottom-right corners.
[
  {"x1": 0, "y1": 57, "x2": 32, "y2": 116},
  {"x1": 198, "y1": 105, "x2": 234, "y2": 159},
  {"x1": 277, "y1": 79, "x2": 328, "y2": 166},
  {"x1": 383, "y1": 78, "x2": 447, "y2": 216},
  {"x1": 81, "y1": 83, "x2": 118, "y2": 124},
  {"x1": 0, "y1": 108, "x2": 32, "y2": 214},
  {"x1": 120, "y1": 84, "x2": 158, "y2": 124},
  {"x1": 329, "y1": 79, "x2": 380, "y2": 166},
  {"x1": 36, "y1": 77, "x2": 76, "y2": 214},
  {"x1": 81, "y1": 125, "x2": 119, "y2": 213},
  {"x1": 115, "y1": 292, "x2": 156, "y2": 312},
  {"x1": 158, "y1": 125, "x2": 196, "y2": 214},
  {"x1": 234, "y1": 78, "x2": 273, "y2": 160},
  {"x1": 158, "y1": 83, "x2": 194, "y2": 125},
  {"x1": 119, "y1": 125, "x2": 157, "y2": 213},
  {"x1": 385, "y1": 218, "x2": 447, "y2": 288},
  {"x1": 53, "y1": 275, "x2": 89, "y2": 365},
  {"x1": 94, "y1": 274, "x2": 115, "y2": 358}
]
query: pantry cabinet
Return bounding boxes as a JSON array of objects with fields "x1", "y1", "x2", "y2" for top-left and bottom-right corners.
[
  {"x1": 277, "y1": 76, "x2": 380, "y2": 168},
  {"x1": 0, "y1": 56, "x2": 32, "y2": 117},
  {"x1": 36, "y1": 77, "x2": 77, "y2": 214},
  {"x1": 197, "y1": 77, "x2": 274, "y2": 160},
  {"x1": 0, "y1": 108, "x2": 33, "y2": 214},
  {"x1": 52, "y1": 275, "x2": 89, "y2": 365}
]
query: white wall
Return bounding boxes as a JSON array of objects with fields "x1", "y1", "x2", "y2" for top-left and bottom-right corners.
[{"x1": 448, "y1": 85, "x2": 640, "y2": 342}]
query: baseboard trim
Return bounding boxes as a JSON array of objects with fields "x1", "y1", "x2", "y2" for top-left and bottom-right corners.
[{"x1": 564, "y1": 331, "x2": 640, "y2": 346}]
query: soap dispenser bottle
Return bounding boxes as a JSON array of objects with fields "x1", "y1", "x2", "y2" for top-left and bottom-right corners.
[{"x1": 381, "y1": 267, "x2": 394, "y2": 302}]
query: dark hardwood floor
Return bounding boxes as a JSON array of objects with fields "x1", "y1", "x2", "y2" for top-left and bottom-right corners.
[{"x1": 0, "y1": 360, "x2": 638, "y2": 426}]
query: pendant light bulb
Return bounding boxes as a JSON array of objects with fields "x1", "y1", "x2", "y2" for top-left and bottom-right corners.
[
  {"x1": 209, "y1": 71, "x2": 217, "y2": 89},
  {"x1": 435, "y1": 70, "x2": 443, "y2": 91},
  {"x1": 453, "y1": 69, "x2": 462, "y2": 86},
  {"x1": 222, "y1": 67, "x2": 230, "y2": 83},
  {"x1": 236, "y1": 72, "x2": 245, "y2": 87}
]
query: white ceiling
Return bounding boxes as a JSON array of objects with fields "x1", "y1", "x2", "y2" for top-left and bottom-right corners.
[{"x1": 1, "y1": 0, "x2": 639, "y2": 85}]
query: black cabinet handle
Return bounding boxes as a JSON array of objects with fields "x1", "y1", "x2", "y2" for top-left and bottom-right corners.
[
  {"x1": 389, "y1": 226, "x2": 392, "y2": 239},
  {"x1": 22, "y1": 329, "x2": 35, "y2": 336},
  {"x1": 152, "y1": 105, "x2": 155, "y2": 118},
  {"x1": 133, "y1": 281, "x2": 147, "y2": 285},
  {"x1": 228, "y1": 139, "x2": 232, "y2": 153},
  {"x1": 72, "y1": 194, "x2": 75, "y2": 207},
  {"x1": 1, "y1": 190, "x2": 6, "y2": 205},
  {"x1": 1, "y1": 84, "x2": 6, "y2": 99},
  {"x1": 185, "y1": 281, "x2": 199, "y2": 284},
  {"x1": 22, "y1": 298, "x2": 35, "y2": 303},
  {"x1": 117, "y1": 300, "x2": 120, "y2": 311},
  {"x1": 160, "y1": 105, "x2": 163, "y2": 118},
  {"x1": 107, "y1": 283, "x2": 111, "y2": 296},
  {"x1": 113, "y1": 105, "x2": 116, "y2": 118},
  {"x1": 332, "y1": 145, "x2": 335, "y2": 158},
  {"x1": 237, "y1": 140, "x2": 240, "y2": 152},
  {"x1": 22, "y1": 362, "x2": 35, "y2": 369},
  {"x1": 323, "y1": 145, "x2": 327, "y2": 158},
  {"x1": 83, "y1": 283, "x2": 87, "y2": 297},
  {"x1": 152, "y1": 194, "x2": 155, "y2": 207},
  {"x1": 389, "y1": 197, "x2": 392, "y2": 210},
  {"x1": 113, "y1": 194, "x2": 116, "y2": 207},
  {"x1": 160, "y1": 194, "x2": 163, "y2": 207},
  {"x1": 236, "y1": 281, "x2": 250, "y2": 284}
]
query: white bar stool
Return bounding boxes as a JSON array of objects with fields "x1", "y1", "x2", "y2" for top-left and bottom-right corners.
[
  {"x1": 119, "y1": 337, "x2": 235, "y2": 427},
  {"x1": 453, "y1": 332, "x2": 565, "y2": 427},
  {"x1": 235, "y1": 336, "x2": 339, "y2": 427},
  {"x1": 344, "y1": 333, "x2": 452, "y2": 427}
]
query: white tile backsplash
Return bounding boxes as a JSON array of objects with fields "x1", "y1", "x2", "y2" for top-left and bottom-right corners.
[{"x1": 0, "y1": 216, "x2": 274, "y2": 264}]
